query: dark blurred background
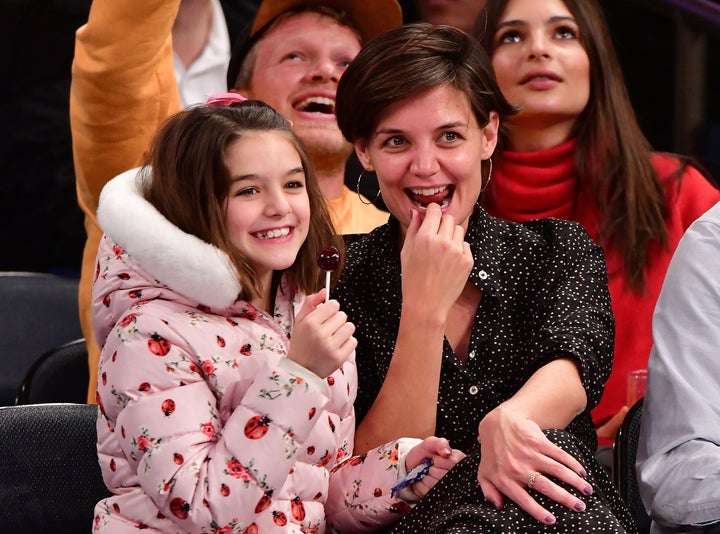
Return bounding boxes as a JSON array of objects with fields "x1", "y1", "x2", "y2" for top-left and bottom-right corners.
[{"x1": 1, "y1": 0, "x2": 718, "y2": 276}]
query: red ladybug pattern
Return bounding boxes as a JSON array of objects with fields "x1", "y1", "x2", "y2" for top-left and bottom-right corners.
[
  {"x1": 161, "y1": 399, "x2": 175, "y2": 416},
  {"x1": 254, "y1": 490, "x2": 273, "y2": 513},
  {"x1": 92, "y1": 236, "x2": 407, "y2": 531},
  {"x1": 291, "y1": 497, "x2": 306, "y2": 521},
  {"x1": 147, "y1": 333, "x2": 171, "y2": 356},
  {"x1": 169, "y1": 497, "x2": 190, "y2": 520},
  {"x1": 243, "y1": 415, "x2": 271, "y2": 440},
  {"x1": 273, "y1": 510, "x2": 287, "y2": 526}
]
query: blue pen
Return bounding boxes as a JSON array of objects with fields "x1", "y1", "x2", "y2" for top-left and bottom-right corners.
[{"x1": 391, "y1": 457, "x2": 433, "y2": 497}]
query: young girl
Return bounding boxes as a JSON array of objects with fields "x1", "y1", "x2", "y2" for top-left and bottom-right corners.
[{"x1": 91, "y1": 97, "x2": 463, "y2": 533}]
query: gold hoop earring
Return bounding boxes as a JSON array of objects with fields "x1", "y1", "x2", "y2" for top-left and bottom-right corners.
[
  {"x1": 356, "y1": 169, "x2": 381, "y2": 205},
  {"x1": 480, "y1": 157, "x2": 493, "y2": 194}
]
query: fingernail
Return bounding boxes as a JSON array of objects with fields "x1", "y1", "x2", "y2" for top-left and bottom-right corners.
[
  {"x1": 574, "y1": 501, "x2": 586, "y2": 512},
  {"x1": 583, "y1": 485, "x2": 593, "y2": 496},
  {"x1": 443, "y1": 447, "x2": 452, "y2": 455},
  {"x1": 579, "y1": 468, "x2": 588, "y2": 478},
  {"x1": 544, "y1": 515, "x2": 556, "y2": 525}
]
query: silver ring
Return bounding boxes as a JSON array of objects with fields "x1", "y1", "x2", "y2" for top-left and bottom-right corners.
[{"x1": 527, "y1": 471, "x2": 541, "y2": 489}]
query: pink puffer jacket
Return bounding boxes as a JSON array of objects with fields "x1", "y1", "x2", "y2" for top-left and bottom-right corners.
[{"x1": 91, "y1": 169, "x2": 417, "y2": 533}]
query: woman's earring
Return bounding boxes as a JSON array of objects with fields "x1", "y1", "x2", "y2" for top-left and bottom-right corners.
[
  {"x1": 480, "y1": 157, "x2": 493, "y2": 194},
  {"x1": 356, "y1": 169, "x2": 381, "y2": 205}
]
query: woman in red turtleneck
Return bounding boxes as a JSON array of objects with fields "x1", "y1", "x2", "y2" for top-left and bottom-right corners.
[{"x1": 476, "y1": 0, "x2": 720, "y2": 447}]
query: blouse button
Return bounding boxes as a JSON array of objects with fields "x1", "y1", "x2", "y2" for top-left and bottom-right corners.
[
  {"x1": 478, "y1": 270, "x2": 489, "y2": 280},
  {"x1": 469, "y1": 385, "x2": 479, "y2": 395}
]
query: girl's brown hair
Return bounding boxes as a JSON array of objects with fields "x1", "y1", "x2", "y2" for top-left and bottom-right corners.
[
  {"x1": 142, "y1": 101, "x2": 342, "y2": 301},
  {"x1": 476, "y1": 0, "x2": 716, "y2": 292}
]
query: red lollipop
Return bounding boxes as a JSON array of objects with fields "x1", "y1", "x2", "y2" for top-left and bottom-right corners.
[{"x1": 317, "y1": 245, "x2": 341, "y2": 302}]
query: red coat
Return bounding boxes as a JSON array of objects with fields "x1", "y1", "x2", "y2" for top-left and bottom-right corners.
[{"x1": 485, "y1": 140, "x2": 720, "y2": 445}]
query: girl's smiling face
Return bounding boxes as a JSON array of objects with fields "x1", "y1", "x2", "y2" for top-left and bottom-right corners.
[
  {"x1": 354, "y1": 84, "x2": 498, "y2": 232},
  {"x1": 224, "y1": 130, "x2": 310, "y2": 290}
]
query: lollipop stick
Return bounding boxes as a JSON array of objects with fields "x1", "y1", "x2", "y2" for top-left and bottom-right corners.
[{"x1": 325, "y1": 271, "x2": 331, "y2": 302}]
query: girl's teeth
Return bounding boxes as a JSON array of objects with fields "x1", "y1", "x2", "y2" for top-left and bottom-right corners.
[{"x1": 255, "y1": 228, "x2": 290, "y2": 239}]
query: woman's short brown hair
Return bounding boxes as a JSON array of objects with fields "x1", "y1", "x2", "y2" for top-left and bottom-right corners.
[{"x1": 336, "y1": 23, "x2": 517, "y2": 144}]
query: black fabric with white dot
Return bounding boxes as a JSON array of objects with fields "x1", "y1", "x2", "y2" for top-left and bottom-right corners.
[
  {"x1": 390, "y1": 430, "x2": 635, "y2": 533},
  {"x1": 336, "y1": 206, "x2": 635, "y2": 531}
]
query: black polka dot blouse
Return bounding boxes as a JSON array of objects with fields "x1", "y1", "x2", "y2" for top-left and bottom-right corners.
[{"x1": 337, "y1": 206, "x2": 614, "y2": 455}]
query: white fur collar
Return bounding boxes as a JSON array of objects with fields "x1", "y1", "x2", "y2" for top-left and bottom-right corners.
[{"x1": 97, "y1": 168, "x2": 242, "y2": 309}]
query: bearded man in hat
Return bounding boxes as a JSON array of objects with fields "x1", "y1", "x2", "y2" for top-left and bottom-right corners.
[{"x1": 71, "y1": 0, "x2": 401, "y2": 401}]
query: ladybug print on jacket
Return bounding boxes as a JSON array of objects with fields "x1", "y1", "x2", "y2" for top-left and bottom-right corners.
[
  {"x1": 117, "y1": 272, "x2": 130, "y2": 280},
  {"x1": 241, "y1": 523, "x2": 258, "y2": 534},
  {"x1": 291, "y1": 497, "x2": 306, "y2": 521},
  {"x1": 169, "y1": 497, "x2": 190, "y2": 520},
  {"x1": 316, "y1": 450, "x2": 332, "y2": 468},
  {"x1": 308, "y1": 407, "x2": 316, "y2": 420},
  {"x1": 240, "y1": 343, "x2": 252, "y2": 356},
  {"x1": 389, "y1": 501, "x2": 412, "y2": 514},
  {"x1": 255, "y1": 490, "x2": 273, "y2": 513},
  {"x1": 161, "y1": 399, "x2": 176, "y2": 416},
  {"x1": 239, "y1": 306, "x2": 258, "y2": 321},
  {"x1": 216, "y1": 335, "x2": 226, "y2": 348},
  {"x1": 220, "y1": 483, "x2": 230, "y2": 497},
  {"x1": 244, "y1": 415, "x2": 271, "y2": 439},
  {"x1": 273, "y1": 510, "x2": 287, "y2": 526},
  {"x1": 118, "y1": 313, "x2": 137, "y2": 327},
  {"x1": 148, "y1": 333, "x2": 171, "y2": 356},
  {"x1": 173, "y1": 453, "x2": 184, "y2": 465}
]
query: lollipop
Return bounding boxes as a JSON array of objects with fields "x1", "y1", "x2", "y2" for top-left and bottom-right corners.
[{"x1": 317, "y1": 245, "x2": 341, "y2": 302}]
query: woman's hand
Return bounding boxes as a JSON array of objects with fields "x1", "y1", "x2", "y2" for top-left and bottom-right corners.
[
  {"x1": 287, "y1": 290, "x2": 357, "y2": 378},
  {"x1": 400, "y1": 204, "x2": 473, "y2": 324},
  {"x1": 477, "y1": 405, "x2": 593, "y2": 525},
  {"x1": 596, "y1": 405, "x2": 629, "y2": 443},
  {"x1": 405, "y1": 436, "x2": 466, "y2": 499}
]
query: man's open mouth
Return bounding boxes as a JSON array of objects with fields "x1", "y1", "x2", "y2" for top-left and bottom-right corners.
[{"x1": 294, "y1": 96, "x2": 335, "y2": 115}]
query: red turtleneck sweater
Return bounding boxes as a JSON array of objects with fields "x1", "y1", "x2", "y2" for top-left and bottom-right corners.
[{"x1": 484, "y1": 139, "x2": 720, "y2": 445}]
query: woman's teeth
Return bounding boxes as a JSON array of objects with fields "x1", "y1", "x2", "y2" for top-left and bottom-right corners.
[
  {"x1": 408, "y1": 186, "x2": 451, "y2": 208},
  {"x1": 410, "y1": 186, "x2": 447, "y2": 196}
]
